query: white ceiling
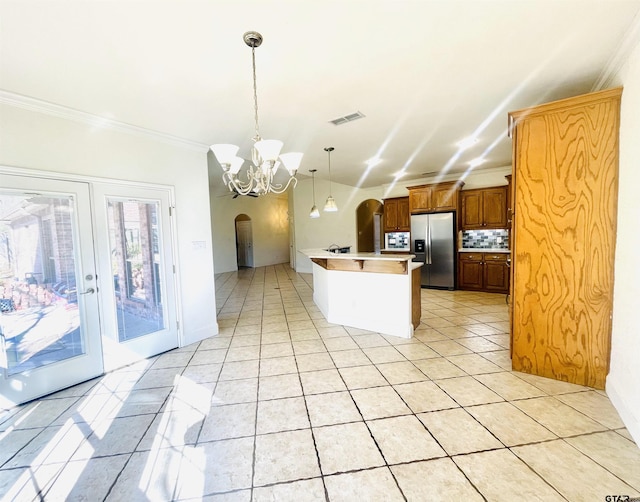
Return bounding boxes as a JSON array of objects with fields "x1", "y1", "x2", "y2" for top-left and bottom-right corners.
[{"x1": 2, "y1": 0, "x2": 640, "y2": 193}]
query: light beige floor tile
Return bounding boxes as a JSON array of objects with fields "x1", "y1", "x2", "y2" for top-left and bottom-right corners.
[
  {"x1": 616, "y1": 428, "x2": 635, "y2": 441},
  {"x1": 325, "y1": 467, "x2": 404, "y2": 501},
  {"x1": 151, "y1": 351, "x2": 194, "y2": 369},
  {"x1": 218, "y1": 360, "x2": 260, "y2": 381},
  {"x1": 188, "y1": 349, "x2": 228, "y2": 366},
  {"x1": 412, "y1": 357, "x2": 467, "y2": 379},
  {"x1": 435, "y1": 376, "x2": 503, "y2": 406},
  {"x1": 513, "y1": 439, "x2": 638, "y2": 500},
  {"x1": 256, "y1": 342, "x2": 290, "y2": 359},
  {"x1": 466, "y1": 401, "x2": 557, "y2": 446},
  {"x1": 182, "y1": 363, "x2": 223, "y2": 383},
  {"x1": 295, "y1": 351, "x2": 335, "y2": 372},
  {"x1": 555, "y1": 390, "x2": 626, "y2": 429},
  {"x1": 513, "y1": 372, "x2": 590, "y2": 395},
  {"x1": 464, "y1": 323, "x2": 503, "y2": 336},
  {"x1": 230, "y1": 332, "x2": 261, "y2": 344},
  {"x1": 352, "y1": 334, "x2": 390, "y2": 348},
  {"x1": 393, "y1": 381, "x2": 459, "y2": 413},
  {"x1": 224, "y1": 345, "x2": 260, "y2": 362},
  {"x1": 259, "y1": 356, "x2": 298, "y2": 377},
  {"x1": 199, "y1": 402, "x2": 256, "y2": 441},
  {"x1": 105, "y1": 447, "x2": 183, "y2": 501},
  {"x1": 314, "y1": 422, "x2": 385, "y2": 474},
  {"x1": 367, "y1": 415, "x2": 445, "y2": 463},
  {"x1": 260, "y1": 331, "x2": 291, "y2": 344},
  {"x1": 252, "y1": 478, "x2": 325, "y2": 502},
  {"x1": 513, "y1": 396, "x2": 607, "y2": 437},
  {"x1": 435, "y1": 326, "x2": 478, "y2": 339},
  {"x1": 474, "y1": 371, "x2": 547, "y2": 400},
  {"x1": 446, "y1": 353, "x2": 502, "y2": 375},
  {"x1": 454, "y1": 449, "x2": 565, "y2": 501},
  {"x1": 300, "y1": 369, "x2": 347, "y2": 394},
  {"x1": 289, "y1": 328, "x2": 321, "y2": 341},
  {"x1": 175, "y1": 437, "x2": 254, "y2": 496},
  {"x1": 422, "y1": 317, "x2": 456, "y2": 329},
  {"x1": 413, "y1": 328, "x2": 449, "y2": 342},
  {"x1": 256, "y1": 396, "x2": 310, "y2": 434},
  {"x1": 376, "y1": 361, "x2": 428, "y2": 384},
  {"x1": 455, "y1": 336, "x2": 503, "y2": 353},
  {"x1": 362, "y1": 346, "x2": 406, "y2": 364},
  {"x1": 0, "y1": 427, "x2": 47, "y2": 467},
  {"x1": 419, "y1": 408, "x2": 502, "y2": 455},
  {"x1": 258, "y1": 374, "x2": 303, "y2": 401},
  {"x1": 292, "y1": 340, "x2": 327, "y2": 355},
  {"x1": 481, "y1": 333, "x2": 510, "y2": 348},
  {"x1": 427, "y1": 340, "x2": 473, "y2": 357},
  {"x1": 288, "y1": 320, "x2": 317, "y2": 331},
  {"x1": 305, "y1": 391, "x2": 361, "y2": 427},
  {"x1": 394, "y1": 343, "x2": 440, "y2": 360},
  {"x1": 478, "y1": 349, "x2": 512, "y2": 370},
  {"x1": 329, "y1": 349, "x2": 371, "y2": 368},
  {"x1": 565, "y1": 431, "x2": 640, "y2": 491},
  {"x1": 137, "y1": 408, "x2": 201, "y2": 450},
  {"x1": 391, "y1": 458, "x2": 484, "y2": 501},
  {"x1": 212, "y1": 378, "x2": 258, "y2": 405},
  {"x1": 338, "y1": 365, "x2": 388, "y2": 389},
  {"x1": 202, "y1": 490, "x2": 252, "y2": 501},
  {"x1": 72, "y1": 414, "x2": 154, "y2": 459},
  {"x1": 45, "y1": 454, "x2": 130, "y2": 502},
  {"x1": 199, "y1": 336, "x2": 232, "y2": 350},
  {"x1": 317, "y1": 326, "x2": 350, "y2": 338},
  {"x1": 253, "y1": 429, "x2": 320, "y2": 486},
  {"x1": 350, "y1": 386, "x2": 411, "y2": 420},
  {"x1": 323, "y1": 336, "x2": 359, "y2": 351},
  {"x1": 10, "y1": 397, "x2": 79, "y2": 429}
]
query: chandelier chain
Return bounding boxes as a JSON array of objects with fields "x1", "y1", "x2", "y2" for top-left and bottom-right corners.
[{"x1": 251, "y1": 46, "x2": 261, "y2": 142}]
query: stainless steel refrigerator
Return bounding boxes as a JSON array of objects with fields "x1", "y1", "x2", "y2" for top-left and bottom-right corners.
[{"x1": 410, "y1": 212, "x2": 455, "y2": 289}]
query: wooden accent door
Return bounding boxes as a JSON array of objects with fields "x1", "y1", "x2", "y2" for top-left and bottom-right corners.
[
  {"x1": 460, "y1": 190, "x2": 483, "y2": 228},
  {"x1": 383, "y1": 199, "x2": 398, "y2": 232},
  {"x1": 408, "y1": 187, "x2": 431, "y2": 213},
  {"x1": 458, "y1": 253, "x2": 483, "y2": 290},
  {"x1": 483, "y1": 254, "x2": 508, "y2": 293},
  {"x1": 431, "y1": 184, "x2": 457, "y2": 211},
  {"x1": 509, "y1": 87, "x2": 621, "y2": 389},
  {"x1": 397, "y1": 197, "x2": 410, "y2": 231}
]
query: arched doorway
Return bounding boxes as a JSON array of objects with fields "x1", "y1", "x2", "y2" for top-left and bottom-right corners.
[
  {"x1": 235, "y1": 214, "x2": 254, "y2": 268},
  {"x1": 356, "y1": 199, "x2": 383, "y2": 252}
]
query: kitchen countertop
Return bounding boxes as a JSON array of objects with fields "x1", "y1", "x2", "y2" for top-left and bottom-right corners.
[
  {"x1": 301, "y1": 249, "x2": 416, "y2": 261},
  {"x1": 459, "y1": 248, "x2": 510, "y2": 253}
]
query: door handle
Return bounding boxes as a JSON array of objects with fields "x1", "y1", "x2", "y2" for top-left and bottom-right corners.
[{"x1": 80, "y1": 288, "x2": 95, "y2": 295}]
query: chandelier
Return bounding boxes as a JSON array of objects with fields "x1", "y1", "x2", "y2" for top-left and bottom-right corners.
[{"x1": 210, "y1": 31, "x2": 303, "y2": 196}]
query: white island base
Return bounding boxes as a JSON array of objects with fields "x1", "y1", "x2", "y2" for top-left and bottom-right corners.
[{"x1": 303, "y1": 250, "x2": 422, "y2": 339}]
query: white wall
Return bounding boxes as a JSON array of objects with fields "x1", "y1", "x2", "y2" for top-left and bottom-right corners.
[
  {"x1": 0, "y1": 104, "x2": 218, "y2": 346},
  {"x1": 607, "y1": 36, "x2": 640, "y2": 445},
  {"x1": 292, "y1": 177, "x2": 383, "y2": 273},
  {"x1": 210, "y1": 189, "x2": 290, "y2": 274}
]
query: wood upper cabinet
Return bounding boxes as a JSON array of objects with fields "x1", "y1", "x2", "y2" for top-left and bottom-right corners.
[
  {"x1": 460, "y1": 186, "x2": 508, "y2": 229},
  {"x1": 383, "y1": 197, "x2": 410, "y2": 232},
  {"x1": 407, "y1": 181, "x2": 462, "y2": 214},
  {"x1": 508, "y1": 86, "x2": 622, "y2": 390}
]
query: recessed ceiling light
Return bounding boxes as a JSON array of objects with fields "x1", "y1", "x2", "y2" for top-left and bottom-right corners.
[
  {"x1": 366, "y1": 156, "x2": 382, "y2": 168},
  {"x1": 393, "y1": 171, "x2": 407, "y2": 178},
  {"x1": 457, "y1": 137, "x2": 479, "y2": 150},
  {"x1": 469, "y1": 157, "x2": 485, "y2": 168}
]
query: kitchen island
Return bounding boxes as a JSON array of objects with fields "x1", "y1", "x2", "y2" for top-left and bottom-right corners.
[{"x1": 301, "y1": 249, "x2": 422, "y2": 339}]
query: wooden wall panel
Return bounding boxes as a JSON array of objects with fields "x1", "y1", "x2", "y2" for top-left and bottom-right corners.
[{"x1": 510, "y1": 89, "x2": 621, "y2": 389}]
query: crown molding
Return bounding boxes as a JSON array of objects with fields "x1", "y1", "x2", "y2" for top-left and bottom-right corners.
[
  {"x1": 592, "y1": 10, "x2": 640, "y2": 91},
  {"x1": 0, "y1": 90, "x2": 210, "y2": 153}
]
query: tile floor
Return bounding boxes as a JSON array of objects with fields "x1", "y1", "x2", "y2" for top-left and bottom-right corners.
[{"x1": 1, "y1": 264, "x2": 639, "y2": 501}]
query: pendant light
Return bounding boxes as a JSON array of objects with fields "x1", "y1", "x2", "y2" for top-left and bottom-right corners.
[
  {"x1": 309, "y1": 169, "x2": 320, "y2": 218},
  {"x1": 323, "y1": 147, "x2": 338, "y2": 212}
]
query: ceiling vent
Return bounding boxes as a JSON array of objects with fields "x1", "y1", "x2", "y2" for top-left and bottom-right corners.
[{"x1": 329, "y1": 111, "x2": 365, "y2": 126}]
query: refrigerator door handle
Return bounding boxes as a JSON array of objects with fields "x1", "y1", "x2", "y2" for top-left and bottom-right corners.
[{"x1": 426, "y1": 219, "x2": 432, "y2": 265}]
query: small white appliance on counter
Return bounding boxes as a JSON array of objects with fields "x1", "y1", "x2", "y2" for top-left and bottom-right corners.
[{"x1": 384, "y1": 231, "x2": 410, "y2": 251}]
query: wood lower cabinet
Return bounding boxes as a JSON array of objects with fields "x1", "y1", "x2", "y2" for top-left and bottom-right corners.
[
  {"x1": 458, "y1": 252, "x2": 509, "y2": 293},
  {"x1": 460, "y1": 186, "x2": 508, "y2": 229},
  {"x1": 383, "y1": 197, "x2": 410, "y2": 232},
  {"x1": 508, "y1": 87, "x2": 621, "y2": 389},
  {"x1": 407, "y1": 181, "x2": 463, "y2": 214}
]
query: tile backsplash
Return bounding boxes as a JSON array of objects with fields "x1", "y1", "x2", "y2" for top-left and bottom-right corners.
[{"x1": 462, "y1": 229, "x2": 509, "y2": 249}]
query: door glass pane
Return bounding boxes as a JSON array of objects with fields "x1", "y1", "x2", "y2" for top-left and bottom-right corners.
[
  {"x1": 0, "y1": 192, "x2": 84, "y2": 376},
  {"x1": 107, "y1": 199, "x2": 164, "y2": 342}
]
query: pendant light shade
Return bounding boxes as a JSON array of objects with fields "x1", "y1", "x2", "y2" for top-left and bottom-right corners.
[
  {"x1": 323, "y1": 147, "x2": 338, "y2": 212},
  {"x1": 309, "y1": 169, "x2": 320, "y2": 218}
]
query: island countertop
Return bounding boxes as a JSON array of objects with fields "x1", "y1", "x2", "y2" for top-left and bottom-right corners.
[{"x1": 301, "y1": 248, "x2": 416, "y2": 261}]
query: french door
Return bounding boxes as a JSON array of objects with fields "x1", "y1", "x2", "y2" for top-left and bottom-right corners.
[
  {"x1": 0, "y1": 175, "x2": 103, "y2": 408},
  {"x1": 0, "y1": 173, "x2": 179, "y2": 407},
  {"x1": 92, "y1": 183, "x2": 178, "y2": 372}
]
